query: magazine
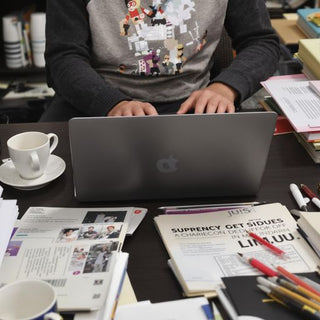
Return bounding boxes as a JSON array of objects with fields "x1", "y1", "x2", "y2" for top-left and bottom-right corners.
[
  {"x1": 0, "y1": 206, "x2": 136, "y2": 311},
  {"x1": 154, "y1": 203, "x2": 320, "y2": 297}
]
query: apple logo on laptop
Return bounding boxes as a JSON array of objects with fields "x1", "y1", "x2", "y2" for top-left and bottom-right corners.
[{"x1": 156, "y1": 155, "x2": 178, "y2": 173}]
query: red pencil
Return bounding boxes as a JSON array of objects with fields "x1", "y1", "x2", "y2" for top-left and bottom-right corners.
[
  {"x1": 247, "y1": 230, "x2": 287, "y2": 257},
  {"x1": 237, "y1": 252, "x2": 278, "y2": 277}
]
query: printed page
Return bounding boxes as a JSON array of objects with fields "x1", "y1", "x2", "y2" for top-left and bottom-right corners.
[
  {"x1": 154, "y1": 203, "x2": 320, "y2": 295},
  {"x1": 114, "y1": 297, "x2": 212, "y2": 320},
  {"x1": 0, "y1": 207, "x2": 133, "y2": 311},
  {"x1": 261, "y1": 78, "x2": 320, "y2": 132}
]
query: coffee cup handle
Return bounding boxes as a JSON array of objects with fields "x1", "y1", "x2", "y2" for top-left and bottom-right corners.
[
  {"x1": 29, "y1": 151, "x2": 40, "y2": 171},
  {"x1": 47, "y1": 133, "x2": 59, "y2": 154},
  {"x1": 44, "y1": 312, "x2": 63, "y2": 320}
]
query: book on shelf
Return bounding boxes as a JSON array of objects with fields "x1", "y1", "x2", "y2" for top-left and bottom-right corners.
[
  {"x1": 297, "y1": 38, "x2": 320, "y2": 79},
  {"x1": 0, "y1": 206, "x2": 143, "y2": 312},
  {"x1": 297, "y1": 8, "x2": 320, "y2": 38},
  {"x1": 154, "y1": 203, "x2": 320, "y2": 297}
]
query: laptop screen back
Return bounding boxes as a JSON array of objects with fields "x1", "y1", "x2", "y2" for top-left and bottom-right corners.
[{"x1": 69, "y1": 112, "x2": 276, "y2": 201}]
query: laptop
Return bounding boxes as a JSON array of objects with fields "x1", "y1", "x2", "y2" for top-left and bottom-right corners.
[{"x1": 69, "y1": 112, "x2": 277, "y2": 202}]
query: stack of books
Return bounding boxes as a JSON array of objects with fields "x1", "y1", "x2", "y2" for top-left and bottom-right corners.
[
  {"x1": 296, "y1": 38, "x2": 320, "y2": 79},
  {"x1": 297, "y1": 8, "x2": 320, "y2": 39}
]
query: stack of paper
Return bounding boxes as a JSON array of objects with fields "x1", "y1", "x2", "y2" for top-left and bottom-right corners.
[
  {"x1": 0, "y1": 186, "x2": 19, "y2": 267},
  {"x1": 0, "y1": 206, "x2": 142, "y2": 314},
  {"x1": 297, "y1": 211, "x2": 320, "y2": 257},
  {"x1": 261, "y1": 74, "x2": 320, "y2": 163},
  {"x1": 154, "y1": 203, "x2": 320, "y2": 297},
  {"x1": 114, "y1": 297, "x2": 217, "y2": 320}
]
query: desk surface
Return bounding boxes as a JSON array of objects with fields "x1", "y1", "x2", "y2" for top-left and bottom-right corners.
[{"x1": 0, "y1": 122, "x2": 319, "y2": 307}]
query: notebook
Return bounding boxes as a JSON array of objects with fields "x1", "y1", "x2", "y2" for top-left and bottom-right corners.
[{"x1": 69, "y1": 112, "x2": 277, "y2": 202}]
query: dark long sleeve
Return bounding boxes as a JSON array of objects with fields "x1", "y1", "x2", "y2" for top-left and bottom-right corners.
[
  {"x1": 213, "y1": 0, "x2": 280, "y2": 102},
  {"x1": 45, "y1": 0, "x2": 131, "y2": 116}
]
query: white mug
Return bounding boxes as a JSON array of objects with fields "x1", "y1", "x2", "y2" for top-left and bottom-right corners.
[
  {"x1": 0, "y1": 279, "x2": 62, "y2": 320},
  {"x1": 7, "y1": 131, "x2": 58, "y2": 179}
]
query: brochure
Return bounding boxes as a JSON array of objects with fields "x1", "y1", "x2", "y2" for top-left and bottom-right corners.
[
  {"x1": 154, "y1": 203, "x2": 320, "y2": 297},
  {"x1": 0, "y1": 206, "x2": 136, "y2": 311}
]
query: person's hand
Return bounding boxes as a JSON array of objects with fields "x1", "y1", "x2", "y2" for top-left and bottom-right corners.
[
  {"x1": 107, "y1": 100, "x2": 159, "y2": 116},
  {"x1": 177, "y1": 82, "x2": 238, "y2": 114}
]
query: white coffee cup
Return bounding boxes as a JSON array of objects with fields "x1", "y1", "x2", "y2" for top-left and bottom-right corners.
[
  {"x1": 7, "y1": 131, "x2": 58, "y2": 179},
  {"x1": 0, "y1": 279, "x2": 62, "y2": 320}
]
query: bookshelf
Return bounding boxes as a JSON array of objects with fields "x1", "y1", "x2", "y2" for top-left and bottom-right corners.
[{"x1": 0, "y1": 0, "x2": 46, "y2": 80}]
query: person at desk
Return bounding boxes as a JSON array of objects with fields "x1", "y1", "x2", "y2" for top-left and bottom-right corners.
[{"x1": 40, "y1": 0, "x2": 280, "y2": 121}]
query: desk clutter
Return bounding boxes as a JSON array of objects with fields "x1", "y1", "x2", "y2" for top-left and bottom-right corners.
[{"x1": 2, "y1": 189, "x2": 320, "y2": 318}]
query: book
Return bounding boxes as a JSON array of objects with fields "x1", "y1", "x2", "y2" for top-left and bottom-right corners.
[
  {"x1": 300, "y1": 130, "x2": 320, "y2": 142},
  {"x1": 297, "y1": 9, "x2": 320, "y2": 38},
  {"x1": 0, "y1": 206, "x2": 137, "y2": 312},
  {"x1": 298, "y1": 39, "x2": 320, "y2": 79},
  {"x1": 294, "y1": 132, "x2": 320, "y2": 163},
  {"x1": 297, "y1": 211, "x2": 320, "y2": 256},
  {"x1": 154, "y1": 203, "x2": 320, "y2": 297}
]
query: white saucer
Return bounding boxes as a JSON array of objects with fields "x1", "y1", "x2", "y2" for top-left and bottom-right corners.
[{"x1": 0, "y1": 155, "x2": 66, "y2": 190}]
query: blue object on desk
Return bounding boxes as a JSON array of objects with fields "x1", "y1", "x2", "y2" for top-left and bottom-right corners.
[{"x1": 202, "y1": 304, "x2": 214, "y2": 320}]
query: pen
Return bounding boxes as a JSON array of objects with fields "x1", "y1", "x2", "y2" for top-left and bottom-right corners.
[
  {"x1": 301, "y1": 184, "x2": 320, "y2": 209},
  {"x1": 246, "y1": 230, "x2": 287, "y2": 257},
  {"x1": 258, "y1": 284, "x2": 320, "y2": 319},
  {"x1": 269, "y1": 276, "x2": 320, "y2": 303},
  {"x1": 257, "y1": 277, "x2": 320, "y2": 311},
  {"x1": 290, "y1": 183, "x2": 308, "y2": 211},
  {"x1": 276, "y1": 265, "x2": 320, "y2": 297},
  {"x1": 158, "y1": 201, "x2": 264, "y2": 210},
  {"x1": 237, "y1": 252, "x2": 278, "y2": 277}
]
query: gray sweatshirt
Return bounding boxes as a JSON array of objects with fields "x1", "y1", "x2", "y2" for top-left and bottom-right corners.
[{"x1": 45, "y1": 0, "x2": 280, "y2": 116}]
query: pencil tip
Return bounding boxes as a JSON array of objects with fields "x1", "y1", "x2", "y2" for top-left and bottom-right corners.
[{"x1": 237, "y1": 252, "x2": 243, "y2": 257}]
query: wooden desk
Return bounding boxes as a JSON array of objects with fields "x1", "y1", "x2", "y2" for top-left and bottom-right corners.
[
  {"x1": 0, "y1": 122, "x2": 319, "y2": 314},
  {"x1": 271, "y1": 18, "x2": 306, "y2": 50}
]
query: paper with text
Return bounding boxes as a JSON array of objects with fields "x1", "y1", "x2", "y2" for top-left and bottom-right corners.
[
  {"x1": 0, "y1": 207, "x2": 134, "y2": 311},
  {"x1": 261, "y1": 78, "x2": 320, "y2": 132},
  {"x1": 154, "y1": 203, "x2": 320, "y2": 296}
]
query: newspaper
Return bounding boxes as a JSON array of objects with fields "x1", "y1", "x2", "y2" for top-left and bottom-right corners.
[
  {"x1": 154, "y1": 203, "x2": 320, "y2": 296},
  {"x1": 0, "y1": 207, "x2": 136, "y2": 311}
]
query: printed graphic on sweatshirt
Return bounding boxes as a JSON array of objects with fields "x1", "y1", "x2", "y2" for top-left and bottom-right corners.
[{"x1": 118, "y1": 0, "x2": 207, "y2": 76}]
